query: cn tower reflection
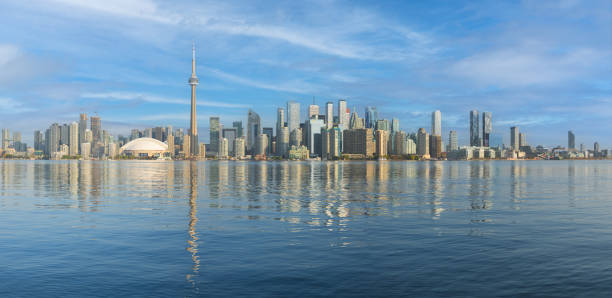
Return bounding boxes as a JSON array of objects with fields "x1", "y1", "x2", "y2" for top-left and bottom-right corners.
[{"x1": 186, "y1": 161, "x2": 200, "y2": 289}]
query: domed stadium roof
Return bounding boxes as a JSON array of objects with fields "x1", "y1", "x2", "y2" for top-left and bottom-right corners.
[{"x1": 120, "y1": 138, "x2": 168, "y2": 152}]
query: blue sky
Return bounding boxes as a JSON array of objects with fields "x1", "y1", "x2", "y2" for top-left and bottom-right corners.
[{"x1": 0, "y1": 0, "x2": 610, "y2": 148}]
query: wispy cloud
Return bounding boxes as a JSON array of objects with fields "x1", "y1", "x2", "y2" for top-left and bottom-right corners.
[
  {"x1": 0, "y1": 97, "x2": 36, "y2": 113},
  {"x1": 81, "y1": 92, "x2": 250, "y2": 108}
]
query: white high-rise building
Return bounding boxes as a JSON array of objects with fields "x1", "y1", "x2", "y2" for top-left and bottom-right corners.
[
  {"x1": 325, "y1": 101, "x2": 333, "y2": 129},
  {"x1": 287, "y1": 101, "x2": 300, "y2": 134},
  {"x1": 308, "y1": 104, "x2": 319, "y2": 120},
  {"x1": 69, "y1": 122, "x2": 79, "y2": 156},
  {"x1": 431, "y1": 110, "x2": 441, "y2": 136},
  {"x1": 338, "y1": 99, "x2": 348, "y2": 126}
]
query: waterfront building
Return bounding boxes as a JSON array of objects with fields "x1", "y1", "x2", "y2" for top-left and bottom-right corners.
[
  {"x1": 375, "y1": 119, "x2": 390, "y2": 132},
  {"x1": 288, "y1": 145, "x2": 309, "y2": 160},
  {"x1": 277, "y1": 126, "x2": 289, "y2": 158},
  {"x1": 343, "y1": 128, "x2": 374, "y2": 157},
  {"x1": 262, "y1": 127, "x2": 273, "y2": 156},
  {"x1": 417, "y1": 128, "x2": 429, "y2": 157},
  {"x1": 167, "y1": 134, "x2": 175, "y2": 157},
  {"x1": 448, "y1": 130, "x2": 458, "y2": 152},
  {"x1": 85, "y1": 129, "x2": 92, "y2": 144},
  {"x1": 255, "y1": 134, "x2": 268, "y2": 157},
  {"x1": 108, "y1": 143, "x2": 118, "y2": 158},
  {"x1": 69, "y1": 122, "x2": 78, "y2": 156},
  {"x1": 119, "y1": 137, "x2": 168, "y2": 158},
  {"x1": 219, "y1": 138, "x2": 228, "y2": 159},
  {"x1": 247, "y1": 109, "x2": 261, "y2": 154},
  {"x1": 375, "y1": 130, "x2": 388, "y2": 158},
  {"x1": 209, "y1": 117, "x2": 221, "y2": 153},
  {"x1": 34, "y1": 130, "x2": 44, "y2": 151},
  {"x1": 470, "y1": 110, "x2": 480, "y2": 146},
  {"x1": 594, "y1": 142, "x2": 600, "y2": 153},
  {"x1": 406, "y1": 138, "x2": 416, "y2": 155},
  {"x1": 199, "y1": 143, "x2": 206, "y2": 158},
  {"x1": 188, "y1": 45, "x2": 199, "y2": 157},
  {"x1": 431, "y1": 110, "x2": 441, "y2": 137},
  {"x1": 349, "y1": 110, "x2": 365, "y2": 129},
  {"x1": 222, "y1": 128, "x2": 237, "y2": 156},
  {"x1": 234, "y1": 137, "x2": 245, "y2": 159},
  {"x1": 305, "y1": 118, "x2": 324, "y2": 156},
  {"x1": 321, "y1": 127, "x2": 341, "y2": 159},
  {"x1": 60, "y1": 124, "x2": 69, "y2": 147},
  {"x1": 429, "y1": 135, "x2": 442, "y2": 159},
  {"x1": 393, "y1": 131, "x2": 406, "y2": 155},
  {"x1": 80, "y1": 143, "x2": 91, "y2": 159},
  {"x1": 2, "y1": 129, "x2": 9, "y2": 149},
  {"x1": 568, "y1": 131, "x2": 575, "y2": 151},
  {"x1": 287, "y1": 101, "x2": 300, "y2": 134},
  {"x1": 45, "y1": 123, "x2": 60, "y2": 156},
  {"x1": 482, "y1": 112, "x2": 492, "y2": 147},
  {"x1": 511, "y1": 126, "x2": 519, "y2": 151},
  {"x1": 365, "y1": 106, "x2": 378, "y2": 129}
]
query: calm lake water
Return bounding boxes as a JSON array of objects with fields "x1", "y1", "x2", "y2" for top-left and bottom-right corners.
[{"x1": 1, "y1": 160, "x2": 611, "y2": 297}]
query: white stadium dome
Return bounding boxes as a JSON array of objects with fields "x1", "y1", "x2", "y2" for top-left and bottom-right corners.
[{"x1": 120, "y1": 138, "x2": 168, "y2": 156}]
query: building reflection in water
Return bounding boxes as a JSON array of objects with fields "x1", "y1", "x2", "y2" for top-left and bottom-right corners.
[{"x1": 186, "y1": 161, "x2": 200, "y2": 290}]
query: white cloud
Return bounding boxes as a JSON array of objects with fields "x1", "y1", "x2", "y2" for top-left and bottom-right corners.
[
  {"x1": 0, "y1": 97, "x2": 36, "y2": 113},
  {"x1": 81, "y1": 92, "x2": 250, "y2": 108}
]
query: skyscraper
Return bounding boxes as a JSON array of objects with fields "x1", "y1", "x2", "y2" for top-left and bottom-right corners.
[
  {"x1": 222, "y1": 128, "x2": 237, "y2": 156},
  {"x1": 189, "y1": 44, "x2": 199, "y2": 157},
  {"x1": 247, "y1": 109, "x2": 261, "y2": 153},
  {"x1": 69, "y1": 122, "x2": 79, "y2": 156},
  {"x1": 233, "y1": 121, "x2": 243, "y2": 138},
  {"x1": 209, "y1": 117, "x2": 221, "y2": 153},
  {"x1": 338, "y1": 99, "x2": 348, "y2": 127},
  {"x1": 91, "y1": 116, "x2": 101, "y2": 143},
  {"x1": 262, "y1": 127, "x2": 273, "y2": 156},
  {"x1": 448, "y1": 130, "x2": 458, "y2": 152},
  {"x1": 482, "y1": 112, "x2": 492, "y2": 147},
  {"x1": 276, "y1": 107, "x2": 285, "y2": 137},
  {"x1": 365, "y1": 106, "x2": 378, "y2": 129},
  {"x1": 1, "y1": 129, "x2": 9, "y2": 149},
  {"x1": 34, "y1": 130, "x2": 44, "y2": 151},
  {"x1": 79, "y1": 113, "x2": 87, "y2": 153},
  {"x1": 568, "y1": 130, "x2": 575, "y2": 150},
  {"x1": 308, "y1": 104, "x2": 320, "y2": 120},
  {"x1": 325, "y1": 101, "x2": 333, "y2": 129},
  {"x1": 287, "y1": 101, "x2": 300, "y2": 133},
  {"x1": 417, "y1": 128, "x2": 429, "y2": 157},
  {"x1": 511, "y1": 126, "x2": 519, "y2": 151},
  {"x1": 470, "y1": 110, "x2": 480, "y2": 146},
  {"x1": 431, "y1": 110, "x2": 441, "y2": 136},
  {"x1": 391, "y1": 118, "x2": 400, "y2": 133},
  {"x1": 519, "y1": 133, "x2": 527, "y2": 147}
]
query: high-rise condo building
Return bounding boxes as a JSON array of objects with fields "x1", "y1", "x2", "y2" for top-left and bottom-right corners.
[
  {"x1": 417, "y1": 128, "x2": 429, "y2": 157},
  {"x1": 1, "y1": 128, "x2": 9, "y2": 149},
  {"x1": 594, "y1": 142, "x2": 600, "y2": 153},
  {"x1": 325, "y1": 101, "x2": 333, "y2": 129},
  {"x1": 338, "y1": 99, "x2": 348, "y2": 127},
  {"x1": 277, "y1": 126, "x2": 289, "y2": 158},
  {"x1": 392, "y1": 118, "x2": 400, "y2": 133},
  {"x1": 34, "y1": 130, "x2": 44, "y2": 151},
  {"x1": 255, "y1": 134, "x2": 268, "y2": 156},
  {"x1": 519, "y1": 133, "x2": 526, "y2": 148},
  {"x1": 365, "y1": 106, "x2": 378, "y2": 129},
  {"x1": 79, "y1": 113, "x2": 87, "y2": 153},
  {"x1": 482, "y1": 112, "x2": 492, "y2": 147},
  {"x1": 511, "y1": 126, "x2": 519, "y2": 151},
  {"x1": 305, "y1": 118, "x2": 324, "y2": 156},
  {"x1": 276, "y1": 107, "x2": 285, "y2": 137},
  {"x1": 222, "y1": 128, "x2": 237, "y2": 156},
  {"x1": 189, "y1": 44, "x2": 199, "y2": 157},
  {"x1": 262, "y1": 127, "x2": 273, "y2": 156},
  {"x1": 247, "y1": 109, "x2": 261, "y2": 153},
  {"x1": 69, "y1": 122, "x2": 79, "y2": 156},
  {"x1": 91, "y1": 116, "x2": 101, "y2": 143},
  {"x1": 448, "y1": 130, "x2": 458, "y2": 152},
  {"x1": 209, "y1": 117, "x2": 221, "y2": 153},
  {"x1": 431, "y1": 110, "x2": 441, "y2": 136},
  {"x1": 233, "y1": 121, "x2": 243, "y2": 138},
  {"x1": 470, "y1": 110, "x2": 480, "y2": 147},
  {"x1": 429, "y1": 135, "x2": 442, "y2": 159},
  {"x1": 287, "y1": 101, "x2": 300, "y2": 133},
  {"x1": 234, "y1": 137, "x2": 245, "y2": 159},
  {"x1": 308, "y1": 104, "x2": 320, "y2": 120},
  {"x1": 343, "y1": 128, "x2": 374, "y2": 157},
  {"x1": 45, "y1": 123, "x2": 60, "y2": 155},
  {"x1": 568, "y1": 130, "x2": 575, "y2": 150}
]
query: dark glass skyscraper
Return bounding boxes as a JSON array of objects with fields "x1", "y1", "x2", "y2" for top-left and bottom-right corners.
[
  {"x1": 469, "y1": 110, "x2": 480, "y2": 147},
  {"x1": 365, "y1": 106, "x2": 378, "y2": 129},
  {"x1": 482, "y1": 112, "x2": 492, "y2": 147}
]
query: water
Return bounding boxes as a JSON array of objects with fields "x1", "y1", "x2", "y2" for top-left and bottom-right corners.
[{"x1": 1, "y1": 160, "x2": 611, "y2": 297}]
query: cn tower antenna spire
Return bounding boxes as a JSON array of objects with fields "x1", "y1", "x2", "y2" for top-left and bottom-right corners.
[{"x1": 192, "y1": 41, "x2": 196, "y2": 75}]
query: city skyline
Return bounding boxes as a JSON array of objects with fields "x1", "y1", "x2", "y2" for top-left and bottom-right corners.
[{"x1": 0, "y1": 1, "x2": 610, "y2": 147}]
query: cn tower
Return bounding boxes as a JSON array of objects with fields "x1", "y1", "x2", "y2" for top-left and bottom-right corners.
[{"x1": 189, "y1": 43, "x2": 199, "y2": 156}]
